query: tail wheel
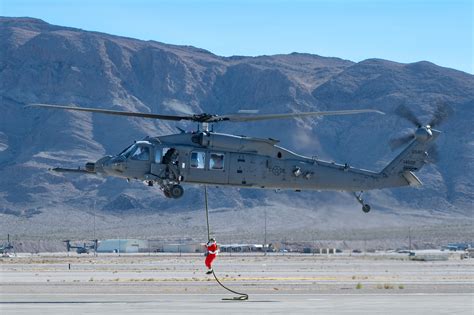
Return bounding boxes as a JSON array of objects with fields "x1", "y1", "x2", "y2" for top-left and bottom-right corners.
[
  {"x1": 362, "y1": 204, "x2": 371, "y2": 213},
  {"x1": 170, "y1": 185, "x2": 184, "y2": 199}
]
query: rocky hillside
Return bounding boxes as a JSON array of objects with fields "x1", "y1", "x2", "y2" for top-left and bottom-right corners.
[{"x1": 0, "y1": 17, "x2": 473, "y2": 242}]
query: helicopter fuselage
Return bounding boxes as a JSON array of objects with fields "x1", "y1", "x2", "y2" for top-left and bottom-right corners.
[{"x1": 87, "y1": 130, "x2": 431, "y2": 200}]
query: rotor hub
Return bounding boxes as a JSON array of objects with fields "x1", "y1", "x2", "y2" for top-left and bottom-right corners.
[
  {"x1": 414, "y1": 126, "x2": 433, "y2": 142},
  {"x1": 192, "y1": 113, "x2": 218, "y2": 122}
]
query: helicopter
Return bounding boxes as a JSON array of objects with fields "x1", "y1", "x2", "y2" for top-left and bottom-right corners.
[
  {"x1": 29, "y1": 103, "x2": 448, "y2": 212},
  {"x1": 63, "y1": 239, "x2": 98, "y2": 254}
]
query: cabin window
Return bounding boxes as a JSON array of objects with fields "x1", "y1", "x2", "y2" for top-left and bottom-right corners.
[
  {"x1": 162, "y1": 148, "x2": 178, "y2": 164},
  {"x1": 190, "y1": 151, "x2": 205, "y2": 169},
  {"x1": 130, "y1": 146, "x2": 150, "y2": 161},
  {"x1": 154, "y1": 149, "x2": 162, "y2": 163},
  {"x1": 210, "y1": 153, "x2": 225, "y2": 170}
]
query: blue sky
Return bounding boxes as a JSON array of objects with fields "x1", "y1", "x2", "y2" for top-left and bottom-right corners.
[{"x1": 2, "y1": 0, "x2": 473, "y2": 73}]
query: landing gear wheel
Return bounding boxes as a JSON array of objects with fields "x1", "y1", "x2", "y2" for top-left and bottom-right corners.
[
  {"x1": 170, "y1": 185, "x2": 184, "y2": 199},
  {"x1": 362, "y1": 204, "x2": 371, "y2": 213},
  {"x1": 163, "y1": 189, "x2": 172, "y2": 198}
]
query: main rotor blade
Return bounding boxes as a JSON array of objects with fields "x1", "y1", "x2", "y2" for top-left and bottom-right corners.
[
  {"x1": 428, "y1": 102, "x2": 453, "y2": 128},
  {"x1": 394, "y1": 104, "x2": 422, "y2": 127},
  {"x1": 28, "y1": 103, "x2": 384, "y2": 123},
  {"x1": 389, "y1": 133, "x2": 415, "y2": 151},
  {"x1": 215, "y1": 109, "x2": 385, "y2": 122},
  {"x1": 28, "y1": 103, "x2": 193, "y2": 121}
]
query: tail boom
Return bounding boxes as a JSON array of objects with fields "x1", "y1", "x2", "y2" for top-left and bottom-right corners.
[{"x1": 378, "y1": 128, "x2": 440, "y2": 188}]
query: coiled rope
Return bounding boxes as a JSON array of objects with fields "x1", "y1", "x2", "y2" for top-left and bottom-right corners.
[{"x1": 204, "y1": 186, "x2": 249, "y2": 301}]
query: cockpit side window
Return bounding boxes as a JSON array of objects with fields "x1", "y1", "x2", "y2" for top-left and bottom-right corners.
[
  {"x1": 130, "y1": 146, "x2": 150, "y2": 161},
  {"x1": 190, "y1": 151, "x2": 205, "y2": 169}
]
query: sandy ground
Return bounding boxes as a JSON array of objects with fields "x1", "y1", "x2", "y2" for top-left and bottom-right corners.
[{"x1": 1, "y1": 253, "x2": 473, "y2": 314}]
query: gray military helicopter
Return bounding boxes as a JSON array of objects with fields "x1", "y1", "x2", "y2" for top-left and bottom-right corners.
[{"x1": 30, "y1": 103, "x2": 447, "y2": 212}]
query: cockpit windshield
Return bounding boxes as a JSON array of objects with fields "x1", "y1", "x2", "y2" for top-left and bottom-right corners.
[
  {"x1": 117, "y1": 143, "x2": 150, "y2": 161},
  {"x1": 119, "y1": 144, "x2": 137, "y2": 159},
  {"x1": 130, "y1": 146, "x2": 150, "y2": 161}
]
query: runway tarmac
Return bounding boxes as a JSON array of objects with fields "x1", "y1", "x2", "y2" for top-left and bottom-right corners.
[
  {"x1": 1, "y1": 253, "x2": 473, "y2": 314},
  {"x1": 1, "y1": 293, "x2": 471, "y2": 314}
]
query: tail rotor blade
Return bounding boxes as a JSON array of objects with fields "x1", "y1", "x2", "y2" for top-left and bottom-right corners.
[
  {"x1": 394, "y1": 104, "x2": 422, "y2": 127},
  {"x1": 426, "y1": 145, "x2": 440, "y2": 163},
  {"x1": 428, "y1": 102, "x2": 453, "y2": 128},
  {"x1": 389, "y1": 133, "x2": 415, "y2": 151}
]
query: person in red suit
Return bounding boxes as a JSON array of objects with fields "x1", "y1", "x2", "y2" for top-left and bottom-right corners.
[{"x1": 205, "y1": 238, "x2": 218, "y2": 274}]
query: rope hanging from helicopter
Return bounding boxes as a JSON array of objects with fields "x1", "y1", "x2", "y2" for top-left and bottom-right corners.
[{"x1": 203, "y1": 185, "x2": 249, "y2": 301}]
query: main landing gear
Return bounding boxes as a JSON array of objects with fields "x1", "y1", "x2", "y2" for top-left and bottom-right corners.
[
  {"x1": 163, "y1": 184, "x2": 184, "y2": 199},
  {"x1": 353, "y1": 191, "x2": 371, "y2": 213}
]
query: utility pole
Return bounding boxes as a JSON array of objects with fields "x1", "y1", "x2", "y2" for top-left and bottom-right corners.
[
  {"x1": 408, "y1": 227, "x2": 412, "y2": 251},
  {"x1": 93, "y1": 200, "x2": 96, "y2": 240},
  {"x1": 264, "y1": 208, "x2": 267, "y2": 256},
  {"x1": 93, "y1": 200, "x2": 97, "y2": 257},
  {"x1": 313, "y1": 231, "x2": 317, "y2": 256}
]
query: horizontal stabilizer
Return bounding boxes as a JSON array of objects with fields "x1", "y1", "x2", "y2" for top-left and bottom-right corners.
[{"x1": 402, "y1": 171, "x2": 422, "y2": 187}]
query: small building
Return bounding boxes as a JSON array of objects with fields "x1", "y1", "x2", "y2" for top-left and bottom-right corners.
[
  {"x1": 313, "y1": 248, "x2": 338, "y2": 254},
  {"x1": 409, "y1": 250, "x2": 449, "y2": 261},
  {"x1": 162, "y1": 243, "x2": 202, "y2": 253},
  {"x1": 97, "y1": 239, "x2": 148, "y2": 253}
]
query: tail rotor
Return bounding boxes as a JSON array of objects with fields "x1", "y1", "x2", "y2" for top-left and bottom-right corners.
[{"x1": 389, "y1": 102, "x2": 452, "y2": 156}]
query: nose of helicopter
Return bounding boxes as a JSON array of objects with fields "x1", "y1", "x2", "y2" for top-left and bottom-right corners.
[{"x1": 85, "y1": 156, "x2": 113, "y2": 174}]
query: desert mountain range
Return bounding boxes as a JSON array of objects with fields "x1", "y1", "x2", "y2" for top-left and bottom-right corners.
[{"x1": 0, "y1": 17, "x2": 472, "y2": 246}]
